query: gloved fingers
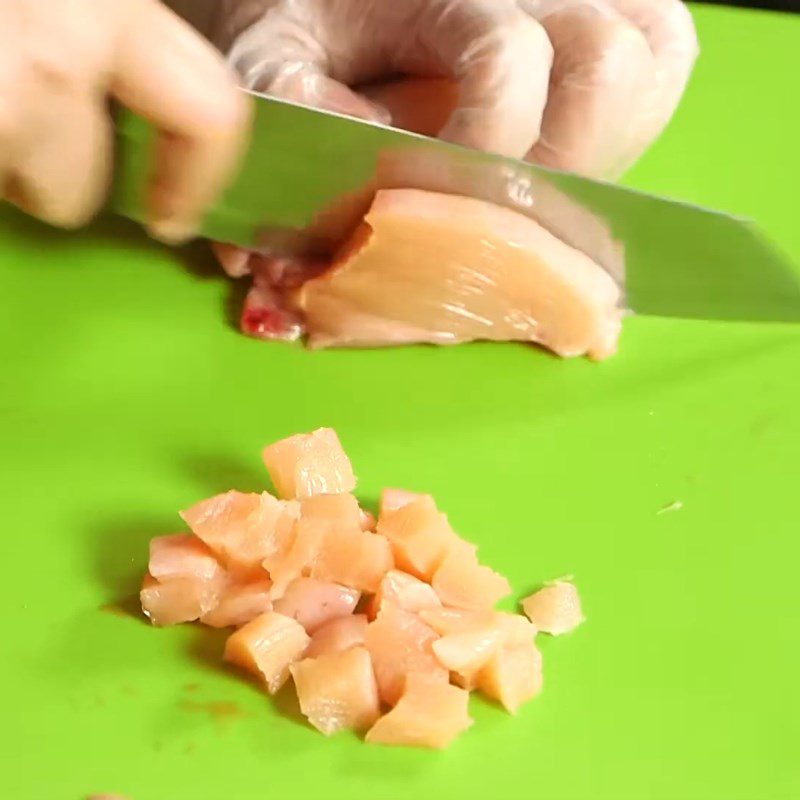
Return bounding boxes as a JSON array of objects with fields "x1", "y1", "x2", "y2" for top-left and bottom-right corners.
[
  {"x1": 6, "y1": 91, "x2": 112, "y2": 228},
  {"x1": 408, "y1": 0, "x2": 553, "y2": 157},
  {"x1": 112, "y1": 0, "x2": 251, "y2": 243},
  {"x1": 361, "y1": 78, "x2": 459, "y2": 138},
  {"x1": 259, "y1": 65, "x2": 390, "y2": 123},
  {"x1": 527, "y1": 1, "x2": 656, "y2": 179},
  {"x1": 225, "y1": 6, "x2": 390, "y2": 123},
  {"x1": 605, "y1": 0, "x2": 699, "y2": 149}
]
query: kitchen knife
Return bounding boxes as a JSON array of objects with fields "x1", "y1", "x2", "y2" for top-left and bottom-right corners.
[{"x1": 112, "y1": 91, "x2": 800, "y2": 323}]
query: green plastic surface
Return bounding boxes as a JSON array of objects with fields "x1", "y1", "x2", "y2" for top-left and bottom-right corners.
[{"x1": 1, "y1": 6, "x2": 798, "y2": 799}]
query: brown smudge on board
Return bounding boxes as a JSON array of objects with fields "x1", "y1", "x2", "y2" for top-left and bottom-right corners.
[
  {"x1": 180, "y1": 699, "x2": 249, "y2": 724},
  {"x1": 99, "y1": 603, "x2": 128, "y2": 617}
]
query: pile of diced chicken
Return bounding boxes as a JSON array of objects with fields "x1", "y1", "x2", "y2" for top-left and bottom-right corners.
[{"x1": 140, "y1": 428, "x2": 584, "y2": 748}]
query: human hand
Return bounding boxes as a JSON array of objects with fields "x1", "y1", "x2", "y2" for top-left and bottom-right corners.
[
  {"x1": 213, "y1": 0, "x2": 697, "y2": 180},
  {"x1": 0, "y1": 0, "x2": 250, "y2": 242}
]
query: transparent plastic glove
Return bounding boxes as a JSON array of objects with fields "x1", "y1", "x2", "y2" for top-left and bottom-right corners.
[
  {"x1": 0, "y1": 0, "x2": 250, "y2": 241},
  {"x1": 214, "y1": 0, "x2": 697, "y2": 180},
  {"x1": 522, "y1": 0, "x2": 699, "y2": 177},
  {"x1": 213, "y1": 0, "x2": 554, "y2": 158}
]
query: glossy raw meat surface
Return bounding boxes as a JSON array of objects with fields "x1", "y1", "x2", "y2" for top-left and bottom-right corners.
[{"x1": 236, "y1": 189, "x2": 621, "y2": 360}]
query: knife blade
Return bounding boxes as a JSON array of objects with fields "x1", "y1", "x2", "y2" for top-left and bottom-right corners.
[{"x1": 111, "y1": 91, "x2": 800, "y2": 323}]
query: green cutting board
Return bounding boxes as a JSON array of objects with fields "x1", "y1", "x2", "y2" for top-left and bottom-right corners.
[{"x1": 1, "y1": 6, "x2": 798, "y2": 799}]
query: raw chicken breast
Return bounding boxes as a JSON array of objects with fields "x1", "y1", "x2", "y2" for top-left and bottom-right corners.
[
  {"x1": 180, "y1": 490, "x2": 295, "y2": 575},
  {"x1": 364, "y1": 604, "x2": 447, "y2": 706},
  {"x1": 148, "y1": 534, "x2": 224, "y2": 583},
  {"x1": 377, "y1": 495, "x2": 458, "y2": 581},
  {"x1": 140, "y1": 573, "x2": 224, "y2": 627},
  {"x1": 200, "y1": 578, "x2": 273, "y2": 628},
  {"x1": 223, "y1": 611, "x2": 310, "y2": 693},
  {"x1": 306, "y1": 614, "x2": 369, "y2": 658},
  {"x1": 273, "y1": 578, "x2": 360, "y2": 633},
  {"x1": 262, "y1": 428, "x2": 356, "y2": 500},
  {"x1": 366, "y1": 672, "x2": 473, "y2": 749},
  {"x1": 369, "y1": 569, "x2": 442, "y2": 619},
  {"x1": 294, "y1": 189, "x2": 622, "y2": 359},
  {"x1": 521, "y1": 580, "x2": 585, "y2": 635},
  {"x1": 290, "y1": 647, "x2": 380, "y2": 735},
  {"x1": 477, "y1": 640, "x2": 543, "y2": 713},
  {"x1": 431, "y1": 547, "x2": 511, "y2": 610}
]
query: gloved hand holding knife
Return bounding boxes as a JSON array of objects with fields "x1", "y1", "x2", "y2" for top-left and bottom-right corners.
[
  {"x1": 212, "y1": 0, "x2": 698, "y2": 179},
  {"x1": 0, "y1": 0, "x2": 698, "y2": 242}
]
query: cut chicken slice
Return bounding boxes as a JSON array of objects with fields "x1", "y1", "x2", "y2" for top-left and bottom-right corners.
[{"x1": 294, "y1": 189, "x2": 622, "y2": 359}]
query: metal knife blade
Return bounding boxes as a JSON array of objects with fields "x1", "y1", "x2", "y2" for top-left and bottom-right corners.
[{"x1": 111, "y1": 91, "x2": 800, "y2": 323}]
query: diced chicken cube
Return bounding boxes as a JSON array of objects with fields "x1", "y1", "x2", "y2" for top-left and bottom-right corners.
[
  {"x1": 200, "y1": 578, "x2": 273, "y2": 628},
  {"x1": 379, "y1": 488, "x2": 423, "y2": 516},
  {"x1": 148, "y1": 534, "x2": 224, "y2": 583},
  {"x1": 431, "y1": 547, "x2": 511, "y2": 610},
  {"x1": 521, "y1": 580, "x2": 584, "y2": 635},
  {"x1": 263, "y1": 517, "x2": 326, "y2": 599},
  {"x1": 376, "y1": 496, "x2": 458, "y2": 580},
  {"x1": 364, "y1": 604, "x2": 447, "y2": 706},
  {"x1": 140, "y1": 572, "x2": 224, "y2": 627},
  {"x1": 223, "y1": 612, "x2": 310, "y2": 693},
  {"x1": 432, "y1": 627, "x2": 503, "y2": 674},
  {"x1": 306, "y1": 614, "x2": 369, "y2": 658},
  {"x1": 262, "y1": 428, "x2": 356, "y2": 499},
  {"x1": 369, "y1": 569, "x2": 442, "y2": 619},
  {"x1": 311, "y1": 526, "x2": 393, "y2": 594},
  {"x1": 300, "y1": 492, "x2": 362, "y2": 529},
  {"x1": 477, "y1": 640, "x2": 543, "y2": 713},
  {"x1": 366, "y1": 672, "x2": 473, "y2": 749},
  {"x1": 290, "y1": 646, "x2": 380, "y2": 735},
  {"x1": 180, "y1": 490, "x2": 295, "y2": 575},
  {"x1": 273, "y1": 578, "x2": 360, "y2": 633}
]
